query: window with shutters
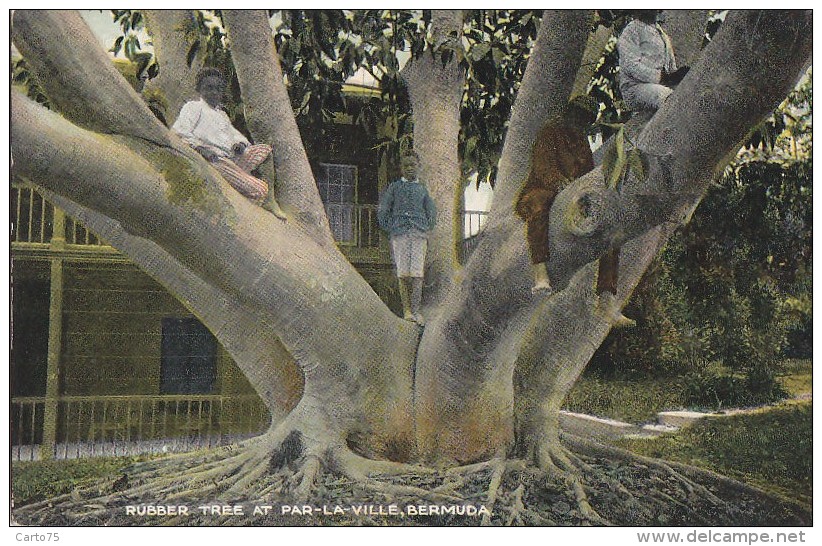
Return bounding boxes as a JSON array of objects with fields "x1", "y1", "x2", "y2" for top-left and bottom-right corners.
[{"x1": 316, "y1": 163, "x2": 357, "y2": 243}]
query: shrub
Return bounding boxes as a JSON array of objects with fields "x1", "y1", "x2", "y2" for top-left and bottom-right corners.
[{"x1": 591, "y1": 72, "x2": 811, "y2": 396}]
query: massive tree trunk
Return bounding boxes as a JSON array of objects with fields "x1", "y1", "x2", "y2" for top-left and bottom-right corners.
[
  {"x1": 515, "y1": 9, "x2": 810, "y2": 466},
  {"x1": 414, "y1": 10, "x2": 595, "y2": 464},
  {"x1": 414, "y1": 9, "x2": 811, "y2": 465},
  {"x1": 9, "y1": 9, "x2": 813, "y2": 523}
]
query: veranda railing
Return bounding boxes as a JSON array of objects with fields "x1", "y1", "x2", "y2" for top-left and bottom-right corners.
[{"x1": 10, "y1": 394, "x2": 270, "y2": 461}]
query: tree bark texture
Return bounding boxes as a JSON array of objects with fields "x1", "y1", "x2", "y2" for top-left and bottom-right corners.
[
  {"x1": 511, "y1": 10, "x2": 713, "y2": 463},
  {"x1": 662, "y1": 10, "x2": 710, "y2": 68},
  {"x1": 413, "y1": 10, "x2": 810, "y2": 464},
  {"x1": 401, "y1": 10, "x2": 466, "y2": 309},
  {"x1": 549, "y1": 10, "x2": 813, "y2": 292},
  {"x1": 413, "y1": 10, "x2": 594, "y2": 464},
  {"x1": 514, "y1": 9, "x2": 811, "y2": 460},
  {"x1": 41, "y1": 190, "x2": 303, "y2": 418},
  {"x1": 11, "y1": 10, "x2": 423, "y2": 458},
  {"x1": 142, "y1": 10, "x2": 203, "y2": 127}
]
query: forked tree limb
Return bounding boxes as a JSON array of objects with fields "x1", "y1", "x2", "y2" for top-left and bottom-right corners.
[
  {"x1": 223, "y1": 10, "x2": 335, "y2": 245},
  {"x1": 509, "y1": 11, "x2": 713, "y2": 447},
  {"x1": 11, "y1": 10, "x2": 171, "y2": 147},
  {"x1": 489, "y1": 10, "x2": 594, "y2": 209},
  {"x1": 12, "y1": 92, "x2": 415, "y2": 427},
  {"x1": 548, "y1": 10, "x2": 812, "y2": 291},
  {"x1": 414, "y1": 9, "x2": 593, "y2": 463},
  {"x1": 414, "y1": 10, "x2": 811, "y2": 465}
]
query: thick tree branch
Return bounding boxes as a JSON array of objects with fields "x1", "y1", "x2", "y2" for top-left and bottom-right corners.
[
  {"x1": 35, "y1": 189, "x2": 303, "y2": 418},
  {"x1": 509, "y1": 9, "x2": 811, "y2": 458},
  {"x1": 11, "y1": 10, "x2": 171, "y2": 147},
  {"x1": 548, "y1": 10, "x2": 813, "y2": 291},
  {"x1": 222, "y1": 10, "x2": 335, "y2": 246},
  {"x1": 401, "y1": 10, "x2": 466, "y2": 308},
  {"x1": 570, "y1": 24, "x2": 613, "y2": 98},
  {"x1": 512, "y1": 225, "x2": 672, "y2": 446},
  {"x1": 490, "y1": 10, "x2": 594, "y2": 209},
  {"x1": 12, "y1": 9, "x2": 424, "y2": 455},
  {"x1": 591, "y1": 11, "x2": 710, "y2": 167},
  {"x1": 13, "y1": 90, "x2": 420, "y2": 453},
  {"x1": 414, "y1": 9, "x2": 811, "y2": 464},
  {"x1": 143, "y1": 10, "x2": 204, "y2": 126},
  {"x1": 513, "y1": 9, "x2": 810, "y2": 458},
  {"x1": 511, "y1": 10, "x2": 713, "y2": 451},
  {"x1": 662, "y1": 10, "x2": 710, "y2": 68},
  {"x1": 413, "y1": 10, "x2": 593, "y2": 462}
]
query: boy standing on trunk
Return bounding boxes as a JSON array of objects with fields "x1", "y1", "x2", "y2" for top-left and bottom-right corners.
[{"x1": 378, "y1": 152, "x2": 437, "y2": 325}]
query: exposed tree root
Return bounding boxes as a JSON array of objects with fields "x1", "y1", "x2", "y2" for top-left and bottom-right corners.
[
  {"x1": 564, "y1": 433, "x2": 732, "y2": 505},
  {"x1": 536, "y1": 443, "x2": 611, "y2": 525},
  {"x1": 332, "y1": 449, "x2": 463, "y2": 504},
  {"x1": 12, "y1": 429, "x2": 811, "y2": 527},
  {"x1": 480, "y1": 458, "x2": 506, "y2": 525},
  {"x1": 505, "y1": 484, "x2": 534, "y2": 525}
]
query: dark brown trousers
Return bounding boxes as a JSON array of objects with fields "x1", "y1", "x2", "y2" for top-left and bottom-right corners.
[
  {"x1": 522, "y1": 190, "x2": 619, "y2": 295},
  {"x1": 596, "y1": 247, "x2": 619, "y2": 295}
]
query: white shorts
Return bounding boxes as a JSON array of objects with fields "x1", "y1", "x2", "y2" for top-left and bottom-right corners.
[{"x1": 391, "y1": 231, "x2": 428, "y2": 277}]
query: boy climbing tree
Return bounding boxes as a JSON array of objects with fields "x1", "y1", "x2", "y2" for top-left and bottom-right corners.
[
  {"x1": 172, "y1": 67, "x2": 287, "y2": 219},
  {"x1": 516, "y1": 96, "x2": 634, "y2": 327},
  {"x1": 617, "y1": 9, "x2": 690, "y2": 112}
]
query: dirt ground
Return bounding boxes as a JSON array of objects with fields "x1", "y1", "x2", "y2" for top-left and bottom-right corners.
[{"x1": 13, "y1": 449, "x2": 811, "y2": 527}]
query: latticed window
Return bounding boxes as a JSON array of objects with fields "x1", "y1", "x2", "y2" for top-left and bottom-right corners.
[{"x1": 316, "y1": 163, "x2": 357, "y2": 243}]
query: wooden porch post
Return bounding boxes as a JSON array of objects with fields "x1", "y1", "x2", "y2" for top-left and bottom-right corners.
[{"x1": 42, "y1": 208, "x2": 65, "y2": 459}]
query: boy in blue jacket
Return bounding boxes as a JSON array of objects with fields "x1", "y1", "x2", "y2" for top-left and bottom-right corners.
[{"x1": 378, "y1": 152, "x2": 437, "y2": 325}]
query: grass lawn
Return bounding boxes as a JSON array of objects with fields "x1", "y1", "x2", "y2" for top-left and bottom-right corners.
[
  {"x1": 780, "y1": 358, "x2": 813, "y2": 397},
  {"x1": 563, "y1": 375, "x2": 686, "y2": 423},
  {"x1": 564, "y1": 358, "x2": 812, "y2": 423},
  {"x1": 12, "y1": 455, "x2": 158, "y2": 507},
  {"x1": 615, "y1": 400, "x2": 813, "y2": 508},
  {"x1": 565, "y1": 359, "x2": 811, "y2": 508}
]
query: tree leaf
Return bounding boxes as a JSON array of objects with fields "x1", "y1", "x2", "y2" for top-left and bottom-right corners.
[
  {"x1": 609, "y1": 126, "x2": 626, "y2": 187},
  {"x1": 186, "y1": 40, "x2": 201, "y2": 68},
  {"x1": 602, "y1": 141, "x2": 618, "y2": 187},
  {"x1": 109, "y1": 36, "x2": 124, "y2": 56},
  {"x1": 470, "y1": 43, "x2": 491, "y2": 62},
  {"x1": 627, "y1": 149, "x2": 650, "y2": 182},
  {"x1": 299, "y1": 91, "x2": 312, "y2": 111},
  {"x1": 131, "y1": 11, "x2": 143, "y2": 30}
]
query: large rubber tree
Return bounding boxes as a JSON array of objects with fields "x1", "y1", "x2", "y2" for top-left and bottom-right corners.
[{"x1": 11, "y1": 9, "x2": 812, "y2": 525}]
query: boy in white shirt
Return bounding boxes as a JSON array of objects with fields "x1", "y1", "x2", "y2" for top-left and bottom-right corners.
[
  {"x1": 617, "y1": 10, "x2": 689, "y2": 112},
  {"x1": 173, "y1": 68, "x2": 286, "y2": 219}
]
